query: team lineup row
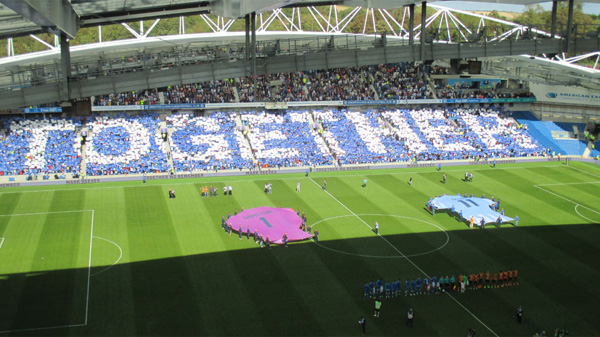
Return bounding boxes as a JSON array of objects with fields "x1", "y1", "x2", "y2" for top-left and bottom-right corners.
[{"x1": 364, "y1": 269, "x2": 520, "y2": 298}]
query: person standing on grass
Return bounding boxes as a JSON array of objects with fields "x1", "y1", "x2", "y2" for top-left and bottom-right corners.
[
  {"x1": 363, "y1": 179, "x2": 367, "y2": 188},
  {"x1": 406, "y1": 308, "x2": 414, "y2": 327},
  {"x1": 373, "y1": 298, "x2": 381, "y2": 318},
  {"x1": 358, "y1": 316, "x2": 366, "y2": 336},
  {"x1": 515, "y1": 215, "x2": 519, "y2": 227},
  {"x1": 246, "y1": 225, "x2": 250, "y2": 240},
  {"x1": 238, "y1": 226, "x2": 242, "y2": 239},
  {"x1": 283, "y1": 233, "x2": 288, "y2": 247},
  {"x1": 296, "y1": 181, "x2": 301, "y2": 192},
  {"x1": 322, "y1": 179, "x2": 327, "y2": 190},
  {"x1": 515, "y1": 306, "x2": 523, "y2": 324},
  {"x1": 443, "y1": 174, "x2": 446, "y2": 184},
  {"x1": 314, "y1": 229, "x2": 319, "y2": 242},
  {"x1": 409, "y1": 176, "x2": 413, "y2": 186},
  {"x1": 374, "y1": 222, "x2": 379, "y2": 235}
]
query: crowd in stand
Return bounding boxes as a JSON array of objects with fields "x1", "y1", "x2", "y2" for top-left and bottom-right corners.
[
  {"x1": 94, "y1": 89, "x2": 160, "y2": 106},
  {"x1": 94, "y1": 80, "x2": 236, "y2": 106},
  {"x1": 370, "y1": 63, "x2": 430, "y2": 100},
  {"x1": 313, "y1": 109, "x2": 394, "y2": 165},
  {"x1": 0, "y1": 117, "x2": 81, "y2": 177},
  {"x1": 166, "y1": 112, "x2": 252, "y2": 172},
  {"x1": 437, "y1": 86, "x2": 496, "y2": 99},
  {"x1": 240, "y1": 110, "x2": 333, "y2": 168},
  {"x1": 92, "y1": 62, "x2": 450, "y2": 105},
  {"x1": 164, "y1": 81, "x2": 236, "y2": 104},
  {"x1": 85, "y1": 113, "x2": 170, "y2": 176},
  {"x1": 237, "y1": 75, "x2": 274, "y2": 102},
  {"x1": 305, "y1": 67, "x2": 376, "y2": 101},
  {"x1": 0, "y1": 106, "x2": 550, "y2": 177}
]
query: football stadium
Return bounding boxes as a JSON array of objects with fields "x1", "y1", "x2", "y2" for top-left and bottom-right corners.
[{"x1": 0, "y1": 0, "x2": 599, "y2": 336}]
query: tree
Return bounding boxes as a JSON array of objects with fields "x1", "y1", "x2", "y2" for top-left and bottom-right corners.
[{"x1": 514, "y1": 4, "x2": 546, "y2": 27}]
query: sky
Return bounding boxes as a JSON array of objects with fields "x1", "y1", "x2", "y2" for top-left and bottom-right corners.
[{"x1": 433, "y1": 1, "x2": 600, "y2": 14}]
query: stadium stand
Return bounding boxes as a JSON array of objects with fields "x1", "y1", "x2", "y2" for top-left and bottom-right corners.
[
  {"x1": 0, "y1": 105, "x2": 570, "y2": 178},
  {"x1": 240, "y1": 110, "x2": 333, "y2": 168},
  {"x1": 94, "y1": 89, "x2": 160, "y2": 106},
  {"x1": 85, "y1": 113, "x2": 170, "y2": 175},
  {"x1": 94, "y1": 62, "x2": 444, "y2": 104},
  {"x1": 313, "y1": 108, "x2": 400, "y2": 164},
  {"x1": 305, "y1": 67, "x2": 376, "y2": 101},
  {"x1": 371, "y1": 63, "x2": 430, "y2": 100},
  {"x1": 166, "y1": 111, "x2": 253, "y2": 171},
  {"x1": 0, "y1": 116, "x2": 81, "y2": 178},
  {"x1": 164, "y1": 81, "x2": 236, "y2": 104}
]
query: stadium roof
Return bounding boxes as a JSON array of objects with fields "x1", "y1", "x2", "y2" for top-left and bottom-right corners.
[{"x1": 0, "y1": 0, "x2": 599, "y2": 39}]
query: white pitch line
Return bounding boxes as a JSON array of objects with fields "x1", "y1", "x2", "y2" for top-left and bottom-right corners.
[
  {"x1": 84, "y1": 210, "x2": 94, "y2": 326},
  {"x1": 0, "y1": 163, "x2": 561, "y2": 195},
  {"x1": 537, "y1": 181, "x2": 600, "y2": 187},
  {"x1": 0, "y1": 210, "x2": 94, "y2": 334},
  {"x1": 0, "y1": 237, "x2": 4, "y2": 249},
  {"x1": 0, "y1": 323, "x2": 86, "y2": 334},
  {"x1": 308, "y1": 178, "x2": 499, "y2": 337},
  {"x1": 575, "y1": 205, "x2": 599, "y2": 223},
  {"x1": 0, "y1": 210, "x2": 93, "y2": 217},
  {"x1": 534, "y1": 185, "x2": 600, "y2": 216},
  {"x1": 90, "y1": 236, "x2": 123, "y2": 277},
  {"x1": 567, "y1": 164, "x2": 600, "y2": 179}
]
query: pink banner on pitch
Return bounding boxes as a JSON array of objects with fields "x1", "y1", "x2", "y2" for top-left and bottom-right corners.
[{"x1": 227, "y1": 206, "x2": 312, "y2": 244}]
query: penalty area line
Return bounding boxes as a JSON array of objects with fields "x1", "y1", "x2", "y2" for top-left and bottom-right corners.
[{"x1": 308, "y1": 177, "x2": 499, "y2": 337}]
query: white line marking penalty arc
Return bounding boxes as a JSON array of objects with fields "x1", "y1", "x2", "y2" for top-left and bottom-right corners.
[{"x1": 90, "y1": 236, "x2": 123, "y2": 277}]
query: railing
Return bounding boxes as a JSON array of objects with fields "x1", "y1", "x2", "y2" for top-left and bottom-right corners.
[{"x1": 0, "y1": 24, "x2": 598, "y2": 94}]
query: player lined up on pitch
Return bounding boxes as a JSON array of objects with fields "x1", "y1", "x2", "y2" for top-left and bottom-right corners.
[
  {"x1": 363, "y1": 269, "x2": 519, "y2": 298},
  {"x1": 199, "y1": 185, "x2": 233, "y2": 197}
]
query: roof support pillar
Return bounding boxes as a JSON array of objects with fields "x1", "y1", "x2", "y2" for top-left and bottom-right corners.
[
  {"x1": 550, "y1": 0, "x2": 558, "y2": 38},
  {"x1": 251, "y1": 12, "x2": 257, "y2": 80},
  {"x1": 408, "y1": 4, "x2": 415, "y2": 46},
  {"x1": 60, "y1": 32, "x2": 71, "y2": 101},
  {"x1": 420, "y1": 1, "x2": 427, "y2": 60},
  {"x1": 566, "y1": 0, "x2": 574, "y2": 53}
]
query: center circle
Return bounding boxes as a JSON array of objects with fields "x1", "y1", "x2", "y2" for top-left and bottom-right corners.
[{"x1": 310, "y1": 214, "x2": 449, "y2": 259}]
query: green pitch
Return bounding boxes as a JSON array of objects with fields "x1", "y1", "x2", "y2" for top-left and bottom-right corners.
[{"x1": 0, "y1": 161, "x2": 599, "y2": 336}]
